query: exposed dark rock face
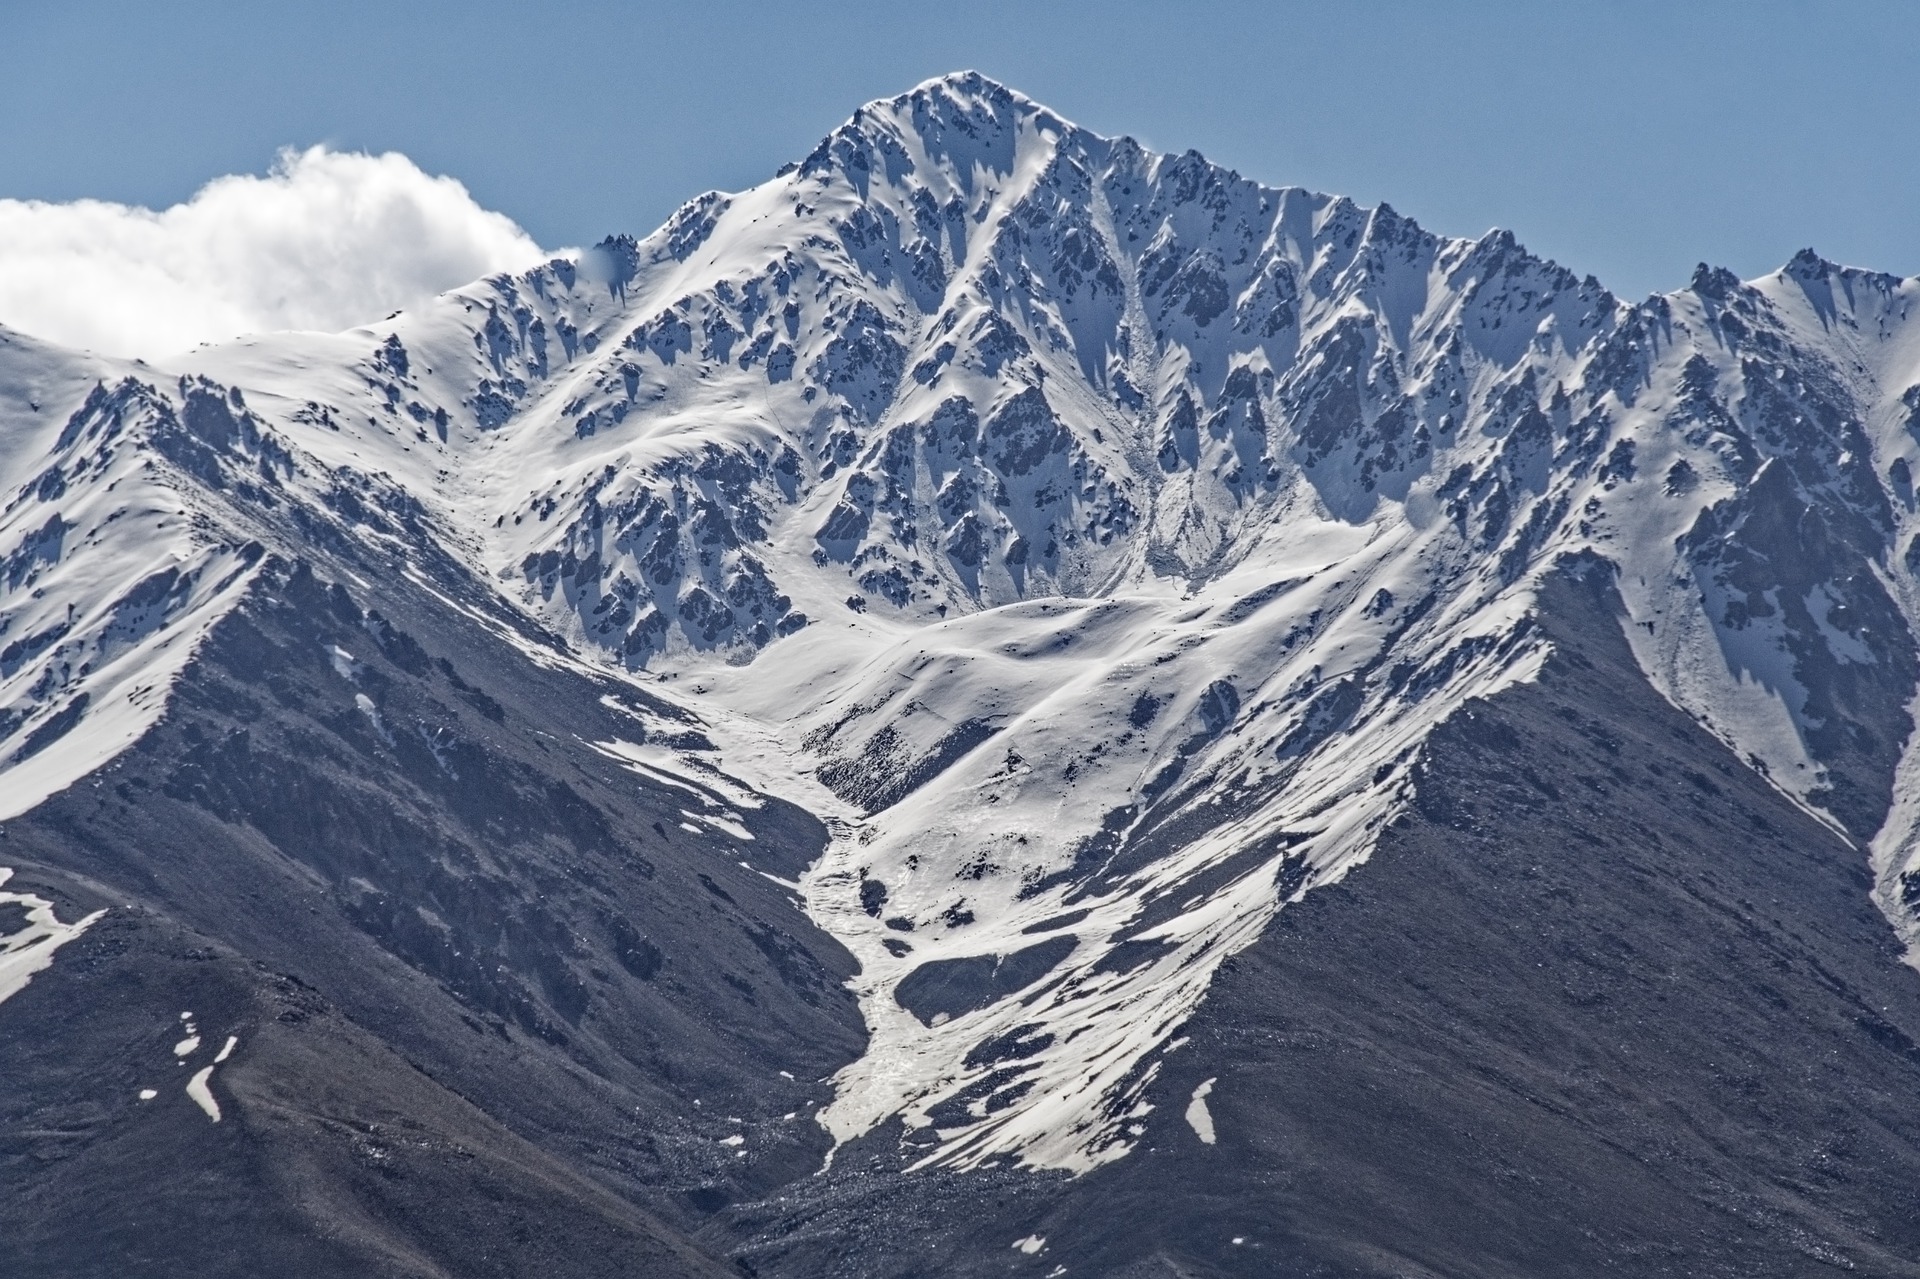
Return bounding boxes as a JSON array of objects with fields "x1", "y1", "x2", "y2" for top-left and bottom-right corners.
[
  {"x1": 894, "y1": 937, "x2": 1077, "y2": 1026},
  {"x1": 0, "y1": 547, "x2": 864, "y2": 1276},
  {"x1": 0, "y1": 905, "x2": 733, "y2": 1279}
]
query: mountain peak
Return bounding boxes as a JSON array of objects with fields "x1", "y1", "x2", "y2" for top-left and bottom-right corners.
[
  {"x1": 863, "y1": 69, "x2": 1077, "y2": 149},
  {"x1": 900, "y1": 68, "x2": 1031, "y2": 107},
  {"x1": 785, "y1": 71, "x2": 1078, "y2": 194}
]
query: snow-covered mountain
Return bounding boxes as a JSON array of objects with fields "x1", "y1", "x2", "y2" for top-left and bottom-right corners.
[{"x1": 8, "y1": 72, "x2": 1920, "y2": 1277}]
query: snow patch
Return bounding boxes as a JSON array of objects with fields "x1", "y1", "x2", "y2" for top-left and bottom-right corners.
[
  {"x1": 185, "y1": 1065, "x2": 221, "y2": 1122},
  {"x1": 1185, "y1": 1078, "x2": 1218, "y2": 1145}
]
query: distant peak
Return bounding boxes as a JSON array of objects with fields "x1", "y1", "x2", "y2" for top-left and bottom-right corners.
[{"x1": 1777, "y1": 246, "x2": 1906, "y2": 293}]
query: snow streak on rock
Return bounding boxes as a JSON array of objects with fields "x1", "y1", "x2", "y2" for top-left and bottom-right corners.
[{"x1": 0, "y1": 867, "x2": 104, "y2": 1006}]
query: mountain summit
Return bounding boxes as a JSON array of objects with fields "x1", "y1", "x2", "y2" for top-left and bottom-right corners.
[{"x1": 6, "y1": 76, "x2": 1920, "y2": 1277}]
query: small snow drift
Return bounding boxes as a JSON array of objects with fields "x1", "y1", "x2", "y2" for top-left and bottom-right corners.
[{"x1": 1184, "y1": 1077, "x2": 1218, "y2": 1145}]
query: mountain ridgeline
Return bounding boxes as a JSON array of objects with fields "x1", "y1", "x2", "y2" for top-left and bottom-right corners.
[{"x1": 5, "y1": 72, "x2": 1920, "y2": 1277}]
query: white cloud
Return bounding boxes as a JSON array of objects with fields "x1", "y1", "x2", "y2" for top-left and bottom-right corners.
[{"x1": 0, "y1": 146, "x2": 549, "y2": 360}]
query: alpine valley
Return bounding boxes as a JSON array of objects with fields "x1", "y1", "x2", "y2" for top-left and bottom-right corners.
[{"x1": 7, "y1": 73, "x2": 1920, "y2": 1277}]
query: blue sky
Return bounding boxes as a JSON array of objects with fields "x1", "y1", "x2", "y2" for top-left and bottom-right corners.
[{"x1": 6, "y1": 0, "x2": 1917, "y2": 302}]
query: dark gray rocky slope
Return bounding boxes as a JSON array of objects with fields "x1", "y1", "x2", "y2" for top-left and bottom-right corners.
[
  {"x1": 718, "y1": 562, "x2": 1920, "y2": 1277},
  {"x1": 0, "y1": 545, "x2": 865, "y2": 1276}
]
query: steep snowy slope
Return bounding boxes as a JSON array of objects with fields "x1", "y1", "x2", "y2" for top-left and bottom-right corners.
[
  {"x1": 0, "y1": 330, "x2": 264, "y2": 823},
  {"x1": 8, "y1": 72, "x2": 1920, "y2": 1262}
]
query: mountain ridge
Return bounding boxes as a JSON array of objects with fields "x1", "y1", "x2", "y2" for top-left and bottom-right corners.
[{"x1": 5, "y1": 71, "x2": 1920, "y2": 1275}]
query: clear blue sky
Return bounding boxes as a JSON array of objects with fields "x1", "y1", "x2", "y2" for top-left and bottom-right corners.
[{"x1": 7, "y1": 0, "x2": 1916, "y2": 300}]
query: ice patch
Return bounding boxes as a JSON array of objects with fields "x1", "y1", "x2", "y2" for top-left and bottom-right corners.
[{"x1": 1013, "y1": 1235, "x2": 1045, "y2": 1255}]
